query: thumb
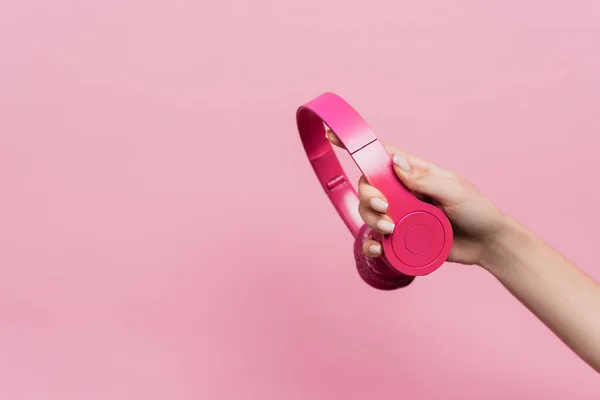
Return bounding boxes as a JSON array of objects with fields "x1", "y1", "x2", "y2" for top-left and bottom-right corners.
[{"x1": 391, "y1": 153, "x2": 463, "y2": 207}]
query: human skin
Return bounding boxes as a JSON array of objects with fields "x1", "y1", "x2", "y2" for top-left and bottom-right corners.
[{"x1": 327, "y1": 130, "x2": 600, "y2": 373}]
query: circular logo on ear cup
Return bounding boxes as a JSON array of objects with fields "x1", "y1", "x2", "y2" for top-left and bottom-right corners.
[
  {"x1": 391, "y1": 212, "x2": 445, "y2": 268},
  {"x1": 404, "y1": 225, "x2": 433, "y2": 254}
]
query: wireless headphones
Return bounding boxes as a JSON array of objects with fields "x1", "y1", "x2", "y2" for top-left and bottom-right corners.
[{"x1": 296, "y1": 92, "x2": 453, "y2": 290}]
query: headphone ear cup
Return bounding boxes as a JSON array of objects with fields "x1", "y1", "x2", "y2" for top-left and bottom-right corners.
[{"x1": 354, "y1": 224, "x2": 415, "y2": 290}]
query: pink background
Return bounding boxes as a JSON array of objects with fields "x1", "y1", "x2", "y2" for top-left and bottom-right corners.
[{"x1": 1, "y1": 1, "x2": 600, "y2": 399}]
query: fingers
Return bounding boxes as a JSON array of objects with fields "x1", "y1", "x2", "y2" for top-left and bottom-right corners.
[
  {"x1": 327, "y1": 126, "x2": 442, "y2": 176},
  {"x1": 363, "y1": 238, "x2": 382, "y2": 257},
  {"x1": 326, "y1": 128, "x2": 394, "y2": 237},
  {"x1": 381, "y1": 143, "x2": 463, "y2": 206},
  {"x1": 325, "y1": 127, "x2": 344, "y2": 148},
  {"x1": 326, "y1": 126, "x2": 465, "y2": 226},
  {"x1": 357, "y1": 176, "x2": 396, "y2": 235},
  {"x1": 383, "y1": 143, "x2": 454, "y2": 178},
  {"x1": 390, "y1": 153, "x2": 464, "y2": 207}
]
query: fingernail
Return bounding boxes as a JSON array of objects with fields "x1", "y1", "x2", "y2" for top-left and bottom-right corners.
[
  {"x1": 369, "y1": 244, "x2": 382, "y2": 255},
  {"x1": 369, "y1": 198, "x2": 388, "y2": 213},
  {"x1": 376, "y1": 219, "x2": 395, "y2": 234},
  {"x1": 393, "y1": 154, "x2": 410, "y2": 172}
]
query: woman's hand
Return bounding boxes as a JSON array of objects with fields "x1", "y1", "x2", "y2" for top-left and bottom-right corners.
[
  {"x1": 327, "y1": 129, "x2": 507, "y2": 266},
  {"x1": 330, "y1": 128, "x2": 600, "y2": 373}
]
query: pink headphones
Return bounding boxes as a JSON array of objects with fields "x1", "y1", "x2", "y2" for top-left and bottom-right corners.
[{"x1": 296, "y1": 92, "x2": 453, "y2": 290}]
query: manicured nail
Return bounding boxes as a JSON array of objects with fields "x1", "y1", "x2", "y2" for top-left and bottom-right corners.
[
  {"x1": 376, "y1": 219, "x2": 395, "y2": 234},
  {"x1": 369, "y1": 244, "x2": 382, "y2": 255},
  {"x1": 369, "y1": 197, "x2": 388, "y2": 213},
  {"x1": 393, "y1": 154, "x2": 410, "y2": 172}
]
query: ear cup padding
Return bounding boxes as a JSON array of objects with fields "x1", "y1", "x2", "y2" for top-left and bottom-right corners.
[{"x1": 354, "y1": 224, "x2": 415, "y2": 290}]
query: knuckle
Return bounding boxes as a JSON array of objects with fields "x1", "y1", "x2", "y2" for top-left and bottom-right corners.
[
  {"x1": 444, "y1": 177, "x2": 470, "y2": 204},
  {"x1": 410, "y1": 166, "x2": 430, "y2": 190},
  {"x1": 358, "y1": 204, "x2": 367, "y2": 218},
  {"x1": 453, "y1": 179, "x2": 471, "y2": 200},
  {"x1": 358, "y1": 205, "x2": 375, "y2": 224}
]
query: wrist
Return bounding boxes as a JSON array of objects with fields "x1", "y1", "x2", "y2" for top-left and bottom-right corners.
[{"x1": 478, "y1": 216, "x2": 532, "y2": 275}]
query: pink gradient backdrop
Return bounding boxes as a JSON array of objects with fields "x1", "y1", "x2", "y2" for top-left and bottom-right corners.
[{"x1": 1, "y1": 0, "x2": 600, "y2": 398}]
